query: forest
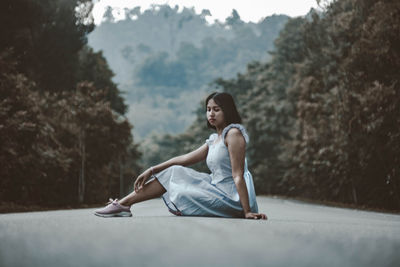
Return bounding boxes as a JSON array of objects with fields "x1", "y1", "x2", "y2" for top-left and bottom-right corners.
[
  {"x1": 1, "y1": 0, "x2": 399, "y2": 211},
  {"x1": 0, "y1": 0, "x2": 140, "y2": 207}
]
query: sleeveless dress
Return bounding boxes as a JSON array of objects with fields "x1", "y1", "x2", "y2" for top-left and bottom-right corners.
[{"x1": 151, "y1": 123, "x2": 259, "y2": 218}]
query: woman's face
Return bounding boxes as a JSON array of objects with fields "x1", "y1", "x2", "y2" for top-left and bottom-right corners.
[{"x1": 207, "y1": 98, "x2": 226, "y2": 129}]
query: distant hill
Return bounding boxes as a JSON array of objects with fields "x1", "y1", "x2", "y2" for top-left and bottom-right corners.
[{"x1": 88, "y1": 5, "x2": 289, "y2": 139}]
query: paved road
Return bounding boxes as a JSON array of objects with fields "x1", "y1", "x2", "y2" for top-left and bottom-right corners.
[{"x1": 1, "y1": 196, "x2": 399, "y2": 267}]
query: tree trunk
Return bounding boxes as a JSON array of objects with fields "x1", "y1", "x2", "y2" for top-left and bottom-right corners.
[
  {"x1": 351, "y1": 178, "x2": 358, "y2": 205},
  {"x1": 119, "y1": 157, "x2": 124, "y2": 197},
  {"x1": 78, "y1": 130, "x2": 86, "y2": 203}
]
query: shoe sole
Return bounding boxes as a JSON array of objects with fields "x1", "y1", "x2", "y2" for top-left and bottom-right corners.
[{"x1": 94, "y1": 211, "x2": 132, "y2": 217}]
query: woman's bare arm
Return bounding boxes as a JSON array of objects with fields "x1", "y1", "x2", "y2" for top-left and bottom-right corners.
[
  {"x1": 226, "y1": 128, "x2": 267, "y2": 219},
  {"x1": 134, "y1": 143, "x2": 208, "y2": 191},
  {"x1": 152, "y1": 143, "x2": 208, "y2": 173}
]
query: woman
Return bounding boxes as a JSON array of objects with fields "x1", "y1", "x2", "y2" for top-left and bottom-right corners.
[{"x1": 95, "y1": 92, "x2": 267, "y2": 220}]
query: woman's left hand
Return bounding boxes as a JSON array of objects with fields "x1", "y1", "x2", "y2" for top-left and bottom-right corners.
[{"x1": 245, "y1": 212, "x2": 267, "y2": 220}]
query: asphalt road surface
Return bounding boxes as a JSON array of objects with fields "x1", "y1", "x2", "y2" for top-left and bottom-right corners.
[{"x1": 1, "y1": 196, "x2": 399, "y2": 267}]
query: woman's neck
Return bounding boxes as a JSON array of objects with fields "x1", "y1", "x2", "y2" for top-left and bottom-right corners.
[{"x1": 215, "y1": 123, "x2": 227, "y2": 136}]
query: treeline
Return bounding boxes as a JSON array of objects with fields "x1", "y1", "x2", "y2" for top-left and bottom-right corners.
[
  {"x1": 89, "y1": 5, "x2": 289, "y2": 138},
  {"x1": 0, "y1": 0, "x2": 140, "y2": 206},
  {"x1": 147, "y1": 0, "x2": 400, "y2": 210}
]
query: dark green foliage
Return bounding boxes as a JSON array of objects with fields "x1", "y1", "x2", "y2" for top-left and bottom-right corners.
[
  {"x1": 0, "y1": 58, "x2": 135, "y2": 204},
  {"x1": 0, "y1": 0, "x2": 139, "y2": 206},
  {"x1": 0, "y1": 0, "x2": 125, "y2": 115},
  {"x1": 280, "y1": 0, "x2": 400, "y2": 210},
  {"x1": 0, "y1": 0, "x2": 94, "y2": 91},
  {"x1": 77, "y1": 46, "x2": 127, "y2": 114}
]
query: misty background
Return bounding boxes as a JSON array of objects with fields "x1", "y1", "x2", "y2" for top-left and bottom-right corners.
[{"x1": 88, "y1": 5, "x2": 289, "y2": 139}]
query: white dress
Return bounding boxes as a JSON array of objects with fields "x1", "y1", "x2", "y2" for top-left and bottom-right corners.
[{"x1": 151, "y1": 124, "x2": 259, "y2": 218}]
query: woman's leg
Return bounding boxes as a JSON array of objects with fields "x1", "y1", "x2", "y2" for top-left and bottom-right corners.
[{"x1": 119, "y1": 178, "x2": 166, "y2": 206}]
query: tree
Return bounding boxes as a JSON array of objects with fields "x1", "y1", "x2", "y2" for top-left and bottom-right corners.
[
  {"x1": 0, "y1": 0, "x2": 95, "y2": 91},
  {"x1": 225, "y1": 9, "x2": 243, "y2": 26},
  {"x1": 0, "y1": 0, "x2": 140, "y2": 207},
  {"x1": 283, "y1": 0, "x2": 400, "y2": 209},
  {"x1": 77, "y1": 46, "x2": 127, "y2": 114}
]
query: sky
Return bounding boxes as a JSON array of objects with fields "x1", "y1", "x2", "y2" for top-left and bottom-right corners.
[{"x1": 92, "y1": 0, "x2": 322, "y2": 24}]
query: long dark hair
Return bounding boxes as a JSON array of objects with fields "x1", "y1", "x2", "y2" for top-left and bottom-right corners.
[{"x1": 205, "y1": 92, "x2": 242, "y2": 129}]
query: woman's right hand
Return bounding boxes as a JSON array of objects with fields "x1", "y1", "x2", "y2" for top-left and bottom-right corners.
[
  {"x1": 134, "y1": 168, "x2": 152, "y2": 192},
  {"x1": 245, "y1": 212, "x2": 267, "y2": 220}
]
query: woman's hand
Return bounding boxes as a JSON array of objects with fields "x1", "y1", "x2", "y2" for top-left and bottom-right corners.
[
  {"x1": 245, "y1": 212, "x2": 267, "y2": 220},
  {"x1": 134, "y1": 169, "x2": 152, "y2": 192}
]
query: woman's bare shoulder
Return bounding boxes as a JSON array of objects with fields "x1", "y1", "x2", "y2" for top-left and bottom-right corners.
[{"x1": 222, "y1": 124, "x2": 249, "y2": 144}]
